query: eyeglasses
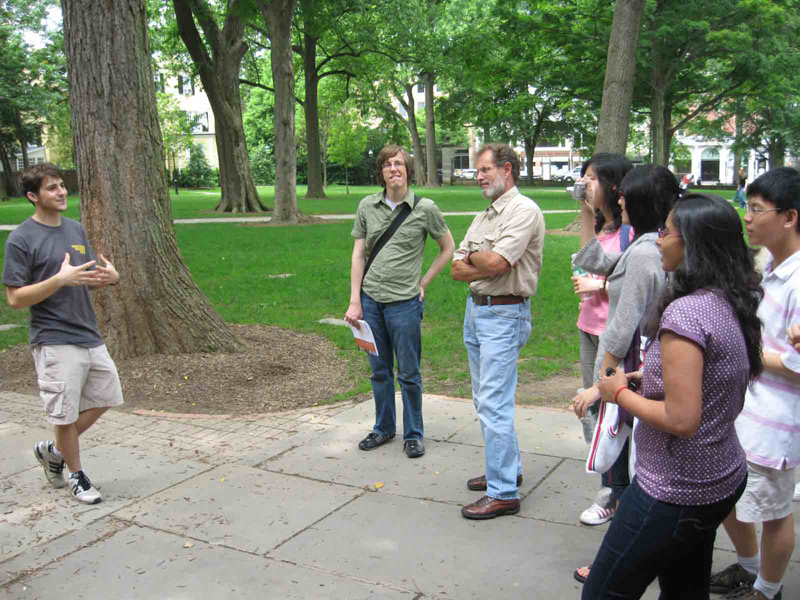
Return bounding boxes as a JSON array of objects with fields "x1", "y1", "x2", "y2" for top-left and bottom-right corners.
[
  {"x1": 477, "y1": 166, "x2": 497, "y2": 175},
  {"x1": 746, "y1": 206, "x2": 781, "y2": 216},
  {"x1": 382, "y1": 161, "x2": 406, "y2": 170},
  {"x1": 657, "y1": 228, "x2": 681, "y2": 239}
]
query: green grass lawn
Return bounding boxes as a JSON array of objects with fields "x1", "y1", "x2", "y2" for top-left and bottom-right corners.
[
  {"x1": 0, "y1": 184, "x2": 583, "y2": 225},
  {"x1": 0, "y1": 211, "x2": 586, "y2": 400},
  {"x1": 0, "y1": 184, "x2": 744, "y2": 403}
]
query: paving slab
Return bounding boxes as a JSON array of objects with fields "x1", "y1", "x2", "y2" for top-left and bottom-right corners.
[
  {"x1": 0, "y1": 422, "x2": 54, "y2": 478},
  {"x1": 3, "y1": 523, "x2": 413, "y2": 599},
  {"x1": 322, "y1": 395, "x2": 478, "y2": 442},
  {"x1": 520, "y1": 457, "x2": 610, "y2": 526},
  {"x1": 272, "y1": 492, "x2": 660, "y2": 599},
  {"x1": 114, "y1": 464, "x2": 363, "y2": 555},
  {"x1": 448, "y1": 404, "x2": 588, "y2": 460},
  {"x1": 264, "y1": 428, "x2": 561, "y2": 504},
  {"x1": 0, "y1": 443, "x2": 208, "y2": 563}
]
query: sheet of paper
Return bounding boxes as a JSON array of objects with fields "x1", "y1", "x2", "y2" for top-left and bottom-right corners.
[{"x1": 348, "y1": 320, "x2": 378, "y2": 356}]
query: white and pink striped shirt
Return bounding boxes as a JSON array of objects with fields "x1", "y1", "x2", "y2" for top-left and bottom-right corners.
[{"x1": 736, "y1": 250, "x2": 800, "y2": 470}]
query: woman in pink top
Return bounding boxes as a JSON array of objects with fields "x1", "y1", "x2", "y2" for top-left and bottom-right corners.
[{"x1": 571, "y1": 153, "x2": 633, "y2": 526}]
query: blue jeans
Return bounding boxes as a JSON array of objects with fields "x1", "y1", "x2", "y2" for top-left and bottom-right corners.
[
  {"x1": 734, "y1": 187, "x2": 746, "y2": 209},
  {"x1": 361, "y1": 292, "x2": 424, "y2": 441},
  {"x1": 463, "y1": 297, "x2": 532, "y2": 500},
  {"x1": 583, "y1": 475, "x2": 747, "y2": 600}
]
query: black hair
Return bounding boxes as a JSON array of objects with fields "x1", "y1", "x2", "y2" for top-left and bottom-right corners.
[
  {"x1": 603, "y1": 164, "x2": 680, "y2": 286},
  {"x1": 619, "y1": 164, "x2": 680, "y2": 238},
  {"x1": 581, "y1": 153, "x2": 633, "y2": 233},
  {"x1": 648, "y1": 194, "x2": 764, "y2": 382},
  {"x1": 746, "y1": 167, "x2": 800, "y2": 232}
]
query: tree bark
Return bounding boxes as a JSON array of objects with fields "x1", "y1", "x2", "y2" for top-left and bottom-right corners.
[
  {"x1": 0, "y1": 143, "x2": 21, "y2": 197},
  {"x1": 301, "y1": 12, "x2": 326, "y2": 199},
  {"x1": 594, "y1": 0, "x2": 645, "y2": 155},
  {"x1": 650, "y1": 80, "x2": 671, "y2": 166},
  {"x1": 261, "y1": 0, "x2": 302, "y2": 224},
  {"x1": 401, "y1": 85, "x2": 426, "y2": 186},
  {"x1": 423, "y1": 72, "x2": 438, "y2": 187},
  {"x1": 61, "y1": 0, "x2": 240, "y2": 359},
  {"x1": 173, "y1": 0, "x2": 266, "y2": 213},
  {"x1": 768, "y1": 135, "x2": 786, "y2": 167}
]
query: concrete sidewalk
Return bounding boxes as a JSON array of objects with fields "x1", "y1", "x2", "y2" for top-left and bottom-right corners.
[{"x1": 1, "y1": 391, "x2": 797, "y2": 599}]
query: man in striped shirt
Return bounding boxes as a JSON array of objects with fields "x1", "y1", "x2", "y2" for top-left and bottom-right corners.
[{"x1": 710, "y1": 167, "x2": 800, "y2": 600}]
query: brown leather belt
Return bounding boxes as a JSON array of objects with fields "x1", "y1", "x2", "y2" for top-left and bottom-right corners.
[{"x1": 470, "y1": 292, "x2": 525, "y2": 306}]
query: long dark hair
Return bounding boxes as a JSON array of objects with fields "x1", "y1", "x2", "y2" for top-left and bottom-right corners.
[
  {"x1": 648, "y1": 194, "x2": 764, "y2": 381},
  {"x1": 581, "y1": 153, "x2": 632, "y2": 233}
]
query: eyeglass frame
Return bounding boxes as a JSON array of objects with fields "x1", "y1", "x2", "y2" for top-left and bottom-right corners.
[
  {"x1": 745, "y1": 205, "x2": 783, "y2": 217},
  {"x1": 381, "y1": 160, "x2": 406, "y2": 170},
  {"x1": 657, "y1": 227, "x2": 681, "y2": 239}
]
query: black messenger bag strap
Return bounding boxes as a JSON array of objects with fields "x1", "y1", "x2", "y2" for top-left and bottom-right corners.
[{"x1": 361, "y1": 195, "x2": 420, "y2": 284}]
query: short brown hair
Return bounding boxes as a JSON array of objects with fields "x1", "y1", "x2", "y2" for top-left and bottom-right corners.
[
  {"x1": 478, "y1": 143, "x2": 520, "y2": 184},
  {"x1": 22, "y1": 163, "x2": 64, "y2": 203},
  {"x1": 376, "y1": 145, "x2": 414, "y2": 187}
]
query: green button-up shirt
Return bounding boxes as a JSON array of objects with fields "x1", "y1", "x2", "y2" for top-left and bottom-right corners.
[{"x1": 352, "y1": 188, "x2": 449, "y2": 303}]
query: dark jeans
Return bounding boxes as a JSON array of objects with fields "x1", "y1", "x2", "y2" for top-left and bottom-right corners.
[
  {"x1": 361, "y1": 292, "x2": 424, "y2": 441},
  {"x1": 583, "y1": 475, "x2": 747, "y2": 600},
  {"x1": 601, "y1": 439, "x2": 630, "y2": 504}
]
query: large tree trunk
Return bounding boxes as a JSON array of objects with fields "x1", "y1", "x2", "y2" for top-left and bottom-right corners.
[
  {"x1": 62, "y1": 0, "x2": 240, "y2": 359},
  {"x1": 261, "y1": 0, "x2": 302, "y2": 224},
  {"x1": 768, "y1": 135, "x2": 786, "y2": 167},
  {"x1": 173, "y1": 0, "x2": 266, "y2": 213},
  {"x1": 423, "y1": 72, "x2": 438, "y2": 187},
  {"x1": 402, "y1": 85, "x2": 426, "y2": 186},
  {"x1": 0, "y1": 143, "x2": 21, "y2": 197},
  {"x1": 302, "y1": 27, "x2": 326, "y2": 198},
  {"x1": 650, "y1": 80, "x2": 671, "y2": 166},
  {"x1": 594, "y1": 0, "x2": 645, "y2": 154}
]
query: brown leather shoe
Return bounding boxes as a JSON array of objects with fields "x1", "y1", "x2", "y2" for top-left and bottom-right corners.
[
  {"x1": 461, "y1": 495, "x2": 520, "y2": 520},
  {"x1": 466, "y1": 473, "x2": 523, "y2": 491}
]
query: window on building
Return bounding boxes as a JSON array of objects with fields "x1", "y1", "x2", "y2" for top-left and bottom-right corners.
[
  {"x1": 153, "y1": 72, "x2": 164, "y2": 93},
  {"x1": 416, "y1": 101, "x2": 425, "y2": 111},
  {"x1": 178, "y1": 75, "x2": 184, "y2": 95},
  {"x1": 189, "y1": 111, "x2": 209, "y2": 133},
  {"x1": 417, "y1": 83, "x2": 424, "y2": 93},
  {"x1": 16, "y1": 158, "x2": 24, "y2": 171},
  {"x1": 397, "y1": 104, "x2": 407, "y2": 118}
]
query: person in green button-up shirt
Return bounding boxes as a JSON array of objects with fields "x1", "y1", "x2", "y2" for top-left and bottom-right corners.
[{"x1": 344, "y1": 145, "x2": 454, "y2": 459}]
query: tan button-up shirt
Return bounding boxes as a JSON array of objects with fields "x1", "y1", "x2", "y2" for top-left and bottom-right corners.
[
  {"x1": 353, "y1": 188, "x2": 449, "y2": 303},
  {"x1": 453, "y1": 186, "x2": 544, "y2": 298}
]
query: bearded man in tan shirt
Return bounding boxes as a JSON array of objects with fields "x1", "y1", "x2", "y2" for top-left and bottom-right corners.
[{"x1": 451, "y1": 143, "x2": 545, "y2": 519}]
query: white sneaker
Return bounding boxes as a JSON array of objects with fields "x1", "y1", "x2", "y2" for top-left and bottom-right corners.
[
  {"x1": 580, "y1": 502, "x2": 616, "y2": 525},
  {"x1": 68, "y1": 470, "x2": 102, "y2": 504},
  {"x1": 793, "y1": 482, "x2": 800, "y2": 502},
  {"x1": 34, "y1": 440, "x2": 66, "y2": 488}
]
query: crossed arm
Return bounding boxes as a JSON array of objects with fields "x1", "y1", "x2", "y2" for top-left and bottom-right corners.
[{"x1": 450, "y1": 250, "x2": 511, "y2": 282}]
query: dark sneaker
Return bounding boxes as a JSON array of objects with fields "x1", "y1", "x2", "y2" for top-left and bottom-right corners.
[
  {"x1": 34, "y1": 440, "x2": 66, "y2": 488},
  {"x1": 68, "y1": 470, "x2": 102, "y2": 504},
  {"x1": 358, "y1": 432, "x2": 395, "y2": 451},
  {"x1": 403, "y1": 439, "x2": 425, "y2": 458},
  {"x1": 723, "y1": 585, "x2": 781, "y2": 600},
  {"x1": 709, "y1": 563, "x2": 757, "y2": 594}
]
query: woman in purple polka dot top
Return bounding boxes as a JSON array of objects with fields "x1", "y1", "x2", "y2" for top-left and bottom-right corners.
[{"x1": 583, "y1": 194, "x2": 764, "y2": 599}]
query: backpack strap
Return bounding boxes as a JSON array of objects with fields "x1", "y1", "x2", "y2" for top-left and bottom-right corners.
[{"x1": 619, "y1": 225, "x2": 632, "y2": 252}]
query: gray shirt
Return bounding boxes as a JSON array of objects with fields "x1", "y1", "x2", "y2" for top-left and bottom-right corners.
[
  {"x1": 573, "y1": 232, "x2": 666, "y2": 378},
  {"x1": 3, "y1": 217, "x2": 103, "y2": 347}
]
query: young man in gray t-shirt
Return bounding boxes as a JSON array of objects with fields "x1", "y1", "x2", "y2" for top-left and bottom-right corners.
[{"x1": 2, "y1": 163, "x2": 122, "y2": 504}]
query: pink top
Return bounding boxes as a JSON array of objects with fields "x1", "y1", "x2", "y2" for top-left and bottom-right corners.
[{"x1": 576, "y1": 227, "x2": 633, "y2": 336}]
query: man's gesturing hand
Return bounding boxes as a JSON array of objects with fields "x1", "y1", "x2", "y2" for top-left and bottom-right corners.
[{"x1": 58, "y1": 253, "x2": 97, "y2": 287}]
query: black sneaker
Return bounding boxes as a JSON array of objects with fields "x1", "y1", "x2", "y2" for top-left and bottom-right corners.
[
  {"x1": 403, "y1": 439, "x2": 425, "y2": 458},
  {"x1": 68, "y1": 470, "x2": 102, "y2": 504},
  {"x1": 358, "y1": 432, "x2": 395, "y2": 451},
  {"x1": 709, "y1": 563, "x2": 757, "y2": 594}
]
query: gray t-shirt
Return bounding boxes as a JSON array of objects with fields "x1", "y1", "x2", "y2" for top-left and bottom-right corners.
[{"x1": 3, "y1": 217, "x2": 103, "y2": 347}]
